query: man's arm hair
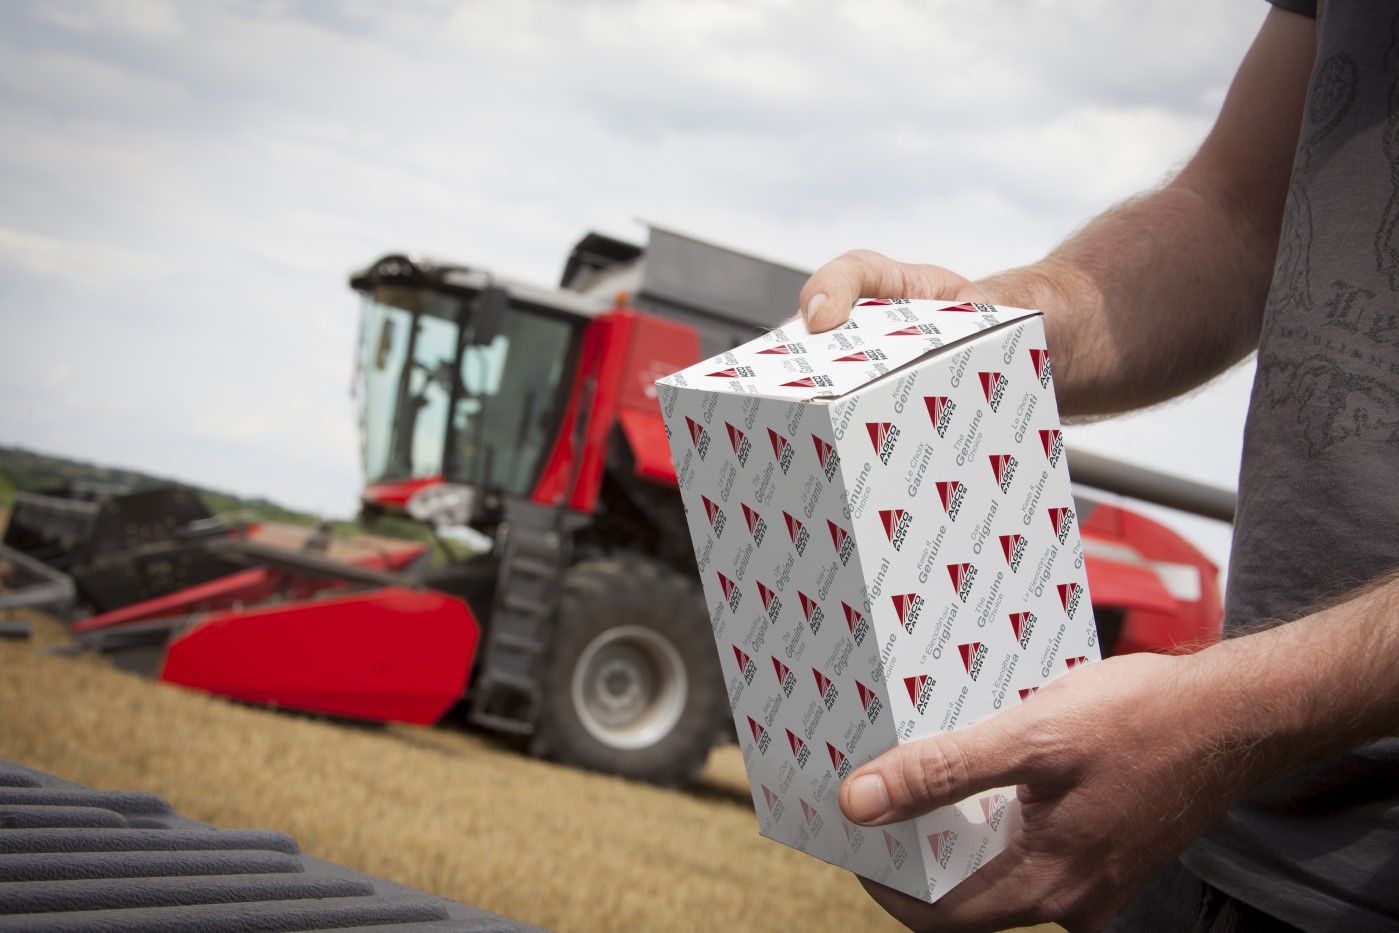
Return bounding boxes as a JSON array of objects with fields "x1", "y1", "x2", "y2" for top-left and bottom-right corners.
[{"x1": 980, "y1": 7, "x2": 1316, "y2": 417}]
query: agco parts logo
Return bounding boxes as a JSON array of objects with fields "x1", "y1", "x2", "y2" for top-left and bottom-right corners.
[
  {"x1": 768, "y1": 428, "x2": 795, "y2": 474},
  {"x1": 1057, "y1": 582, "x2": 1083, "y2": 619},
  {"x1": 799, "y1": 592, "x2": 824, "y2": 635},
  {"x1": 1029, "y1": 348, "x2": 1052, "y2": 388},
  {"x1": 773, "y1": 656, "x2": 797, "y2": 697},
  {"x1": 947, "y1": 562, "x2": 978, "y2": 603},
  {"x1": 1009, "y1": 611, "x2": 1037, "y2": 650},
  {"x1": 1039, "y1": 428, "x2": 1064, "y2": 468},
  {"x1": 782, "y1": 374, "x2": 835, "y2": 388},
  {"x1": 959, "y1": 641, "x2": 989, "y2": 681},
  {"x1": 748, "y1": 716, "x2": 771, "y2": 754},
  {"x1": 800, "y1": 798, "x2": 824, "y2": 835},
  {"x1": 844, "y1": 602, "x2": 870, "y2": 645},
  {"x1": 979, "y1": 793, "x2": 1009, "y2": 831},
  {"x1": 756, "y1": 342, "x2": 807, "y2": 355},
  {"x1": 827, "y1": 743, "x2": 853, "y2": 779},
  {"x1": 886, "y1": 323, "x2": 941, "y2": 337},
  {"x1": 936, "y1": 480, "x2": 966, "y2": 521},
  {"x1": 1048, "y1": 506, "x2": 1075, "y2": 544},
  {"x1": 732, "y1": 645, "x2": 756, "y2": 684},
  {"x1": 813, "y1": 667, "x2": 839, "y2": 710},
  {"x1": 867, "y1": 421, "x2": 901, "y2": 465},
  {"x1": 786, "y1": 728, "x2": 812, "y2": 768},
  {"x1": 685, "y1": 417, "x2": 711, "y2": 460},
  {"x1": 757, "y1": 580, "x2": 783, "y2": 623},
  {"x1": 883, "y1": 830, "x2": 909, "y2": 869},
  {"x1": 925, "y1": 396, "x2": 956, "y2": 438},
  {"x1": 979, "y1": 371, "x2": 1009, "y2": 412},
  {"x1": 784, "y1": 512, "x2": 810, "y2": 555},
  {"x1": 834, "y1": 349, "x2": 888, "y2": 362},
  {"x1": 928, "y1": 829, "x2": 958, "y2": 869},
  {"x1": 812, "y1": 434, "x2": 840, "y2": 481},
  {"x1": 762, "y1": 784, "x2": 785, "y2": 821},
  {"x1": 989, "y1": 453, "x2": 1018, "y2": 493},
  {"x1": 718, "y1": 572, "x2": 742, "y2": 613},
  {"x1": 891, "y1": 592, "x2": 925, "y2": 634},
  {"x1": 904, "y1": 673, "x2": 935, "y2": 714},
  {"x1": 707, "y1": 365, "x2": 756, "y2": 379},
  {"x1": 828, "y1": 520, "x2": 855, "y2": 565},
  {"x1": 742, "y1": 503, "x2": 767, "y2": 545},
  {"x1": 880, "y1": 508, "x2": 913, "y2": 552},
  {"x1": 1000, "y1": 533, "x2": 1027, "y2": 572},
  {"x1": 702, "y1": 495, "x2": 726, "y2": 538},
  {"x1": 726, "y1": 423, "x2": 752, "y2": 467},
  {"x1": 856, "y1": 680, "x2": 883, "y2": 723}
]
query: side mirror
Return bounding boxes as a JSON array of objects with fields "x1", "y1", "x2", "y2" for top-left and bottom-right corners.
[
  {"x1": 472, "y1": 287, "x2": 508, "y2": 346},
  {"x1": 373, "y1": 317, "x2": 395, "y2": 371}
]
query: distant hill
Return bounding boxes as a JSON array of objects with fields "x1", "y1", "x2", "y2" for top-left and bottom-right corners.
[{"x1": 0, "y1": 445, "x2": 330, "y2": 526}]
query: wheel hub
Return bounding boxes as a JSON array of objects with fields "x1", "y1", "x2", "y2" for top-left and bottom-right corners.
[{"x1": 571, "y1": 625, "x2": 687, "y2": 751}]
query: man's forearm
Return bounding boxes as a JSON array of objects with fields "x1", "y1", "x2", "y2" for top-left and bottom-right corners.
[{"x1": 974, "y1": 8, "x2": 1315, "y2": 419}]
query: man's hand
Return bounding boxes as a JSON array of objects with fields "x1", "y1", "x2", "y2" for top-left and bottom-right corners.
[
  {"x1": 799, "y1": 249, "x2": 994, "y2": 333},
  {"x1": 837, "y1": 652, "x2": 1263, "y2": 932}
]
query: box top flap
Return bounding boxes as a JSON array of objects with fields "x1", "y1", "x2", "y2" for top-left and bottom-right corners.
[{"x1": 657, "y1": 299, "x2": 1039, "y2": 400}]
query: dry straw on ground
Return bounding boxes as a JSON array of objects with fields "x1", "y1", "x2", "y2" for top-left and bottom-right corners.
[{"x1": 0, "y1": 618, "x2": 1055, "y2": 933}]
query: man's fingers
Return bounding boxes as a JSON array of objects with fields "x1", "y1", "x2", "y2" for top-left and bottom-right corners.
[
  {"x1": 840, "y1": 709, "x2": 1048, "y2": 826},
  {"x1": 799, "y1": 249, "x2": 991, "y2": 333}
]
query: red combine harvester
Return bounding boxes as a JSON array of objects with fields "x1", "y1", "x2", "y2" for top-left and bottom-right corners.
[{"x1": 0, "y1": 227, "x2": 1231, "y2": 785}]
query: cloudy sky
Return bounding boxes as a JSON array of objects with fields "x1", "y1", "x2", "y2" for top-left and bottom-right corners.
[{"x1": 0, "y1": 0, "x2": 1270, "y2": 570}]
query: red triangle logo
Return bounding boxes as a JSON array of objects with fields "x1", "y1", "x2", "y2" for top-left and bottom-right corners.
[
  {"x1": 979, "y1": 794, "x2": 1000, "y2": 822},
  {"x1": 813, "y1": 667, "x2": 833, "y2": 696},
  {"x1": 947, "y1": 563, "x2": 969, "y2": 592},
  {"x1": 762, "y1": 785, "x2": 781, "y2": 810},
  {"x1": 843, "y1": 602, "x2": 864, "y2": 632},
  {"x1": 978, "y1": 371, "x2": 1003, "y2": 402},
  {"x1": 925, "y1": 395, "x2": 950, "y2": 424},
  {"x1": 717, "y1": 572, "x2": 736, "y2": 600},
  {"x1": 842, "y1": 818, "x2": 857, "y2": 841},
  {"x1": 1029, "y1": 347, "x2": 1051, "y2": 379},
  {"x1": 686, "y1": 416, "x2": 705, "y2": 447},
  {"x1": 702, "y1": 495, "x2": 721, "y2": 526},
  {"x1": 732, "y1": 645, "x2": 751, "y2": 669},
  {"x1": 903, "y1": 674, "x2": 928, "y2": 704},
  {"x1": 883, "y1": 829, "x2": 903, "y2": 858},
  {"x1": 885, "y1": 325, "x2": 925, "y2": 336},
  {"x1": 929, "y1": 829, "x2": 953, "y2": 862},
  {"x1": 1009, "y1": 612, "x2": 1030, "y2": 641},
  {"x1": 799, "y1": 591, "x2": 819, "y2": 622},
  {"x1": 768, "y1": 428, "x2": 789, "y2": 460},
  {"x1": 812, "y1": 434, "x2": 835, "y2": 465},
  {"x1": 757, "y1": 581, "x2": 778, "y2": 613},
  {"x1": 941, "y1": 301, "x2": 976, "y2": 312},
  {"x1": 867, "y1": 421, "x2": 892, "y2": 453},
  {"x1": 801, "y1": 798, "x2": 819, "y2": 824},
  {"x1": 783, "y1": 376, "x2": 817, "y2": 388},
  {"x1": 827, "y1": 742, "x2": 847, "y2": 771},
  {"x1": 1057, "y1": 582, "x2": 1078, "y2": 611},
  {"x1": 1039, "y1": 428, "x2": 1060, "y2": 457},
  {"x1": 784, "y1": 511, "x2": 804, "y2": 542},
  {"x1": 828, "y1": 520, "x2": 849, "y2": 552},
  {"x1": 857, "y1": 299, "x2": 893, "y2": 306},
  {"x1": 936, "y1": 480, "x2": 959, "y2": 511},
  {"x1": 748, "y1": 716, "x2": 765, "y2": 743},
  {"x1": 891, "y1": 593, "x2": 917, "y2": 626},
  {"x1": 756, "y1": 344, "x2": 791, "y2": 355},
  {"x1": 726, "y1": 422, "x2": 745, "y2": 452},
  {"x1": 786, "y1": 728, "x2": 805, "y2": 757},
  {"x1": 879, "y1": 509, "x2": 904, "y2": 542},
  {"x1": 707, "y1": 368, "x2": 740, "y2": 378},
  {"x1": 989, "y1": 454, "x2": 1011, "y2": 485},
  {"x1": 834, "y1": 351, "x2": 870, "y2": 362},
  {"x1": 1049, "y1": 507, "x2": 1068, "y2": 535},
  {"x1": 958, "y1": 642, "x2": 982, "y2": 673},
  {"x1": 856, "y1": 680, "x2": 878, "y2": 711},
  {"x1": 772, "y1": 656, "x2": 792, "y2": 684},
  {"x1": 1067, "y1": 655, "x2": 1088, "y2": 669},
  {"x1": 742, "y1": 503, "x2": 761, "y2": 535},
  {"x1": 999, "y1": 533, "x2": 1020, "y2": 563},
  {"x1": 1019, "y1": 686, "x2": 1040, "y2": 702}
]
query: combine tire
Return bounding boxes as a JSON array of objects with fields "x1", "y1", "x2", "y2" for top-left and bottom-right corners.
[{"x1": 537, "y1": 558, "x2": 723, "y2": 785}]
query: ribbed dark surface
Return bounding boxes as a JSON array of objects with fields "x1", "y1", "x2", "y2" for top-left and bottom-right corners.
[{"x1": 0, "y1": 759, "x2": 543, "y2": 932}]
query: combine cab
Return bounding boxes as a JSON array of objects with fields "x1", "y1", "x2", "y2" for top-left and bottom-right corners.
[{"x1": 2, "y1": 227, "x2": 1231, "y2": 786}]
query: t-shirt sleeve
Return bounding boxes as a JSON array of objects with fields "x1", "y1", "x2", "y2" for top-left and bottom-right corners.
[{"x1": 1266, "y1": 0, "x2": 1317, "y2": 17}]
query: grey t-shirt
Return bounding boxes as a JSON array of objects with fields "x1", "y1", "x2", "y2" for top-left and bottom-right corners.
[{"x1": 1179, "y1": 2, "x2": 1399, "y2": 930}]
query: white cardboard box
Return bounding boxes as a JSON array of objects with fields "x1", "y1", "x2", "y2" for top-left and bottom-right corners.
[{"x1": 656, "y1": 299, "x2": 1100, "y2": 904}]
